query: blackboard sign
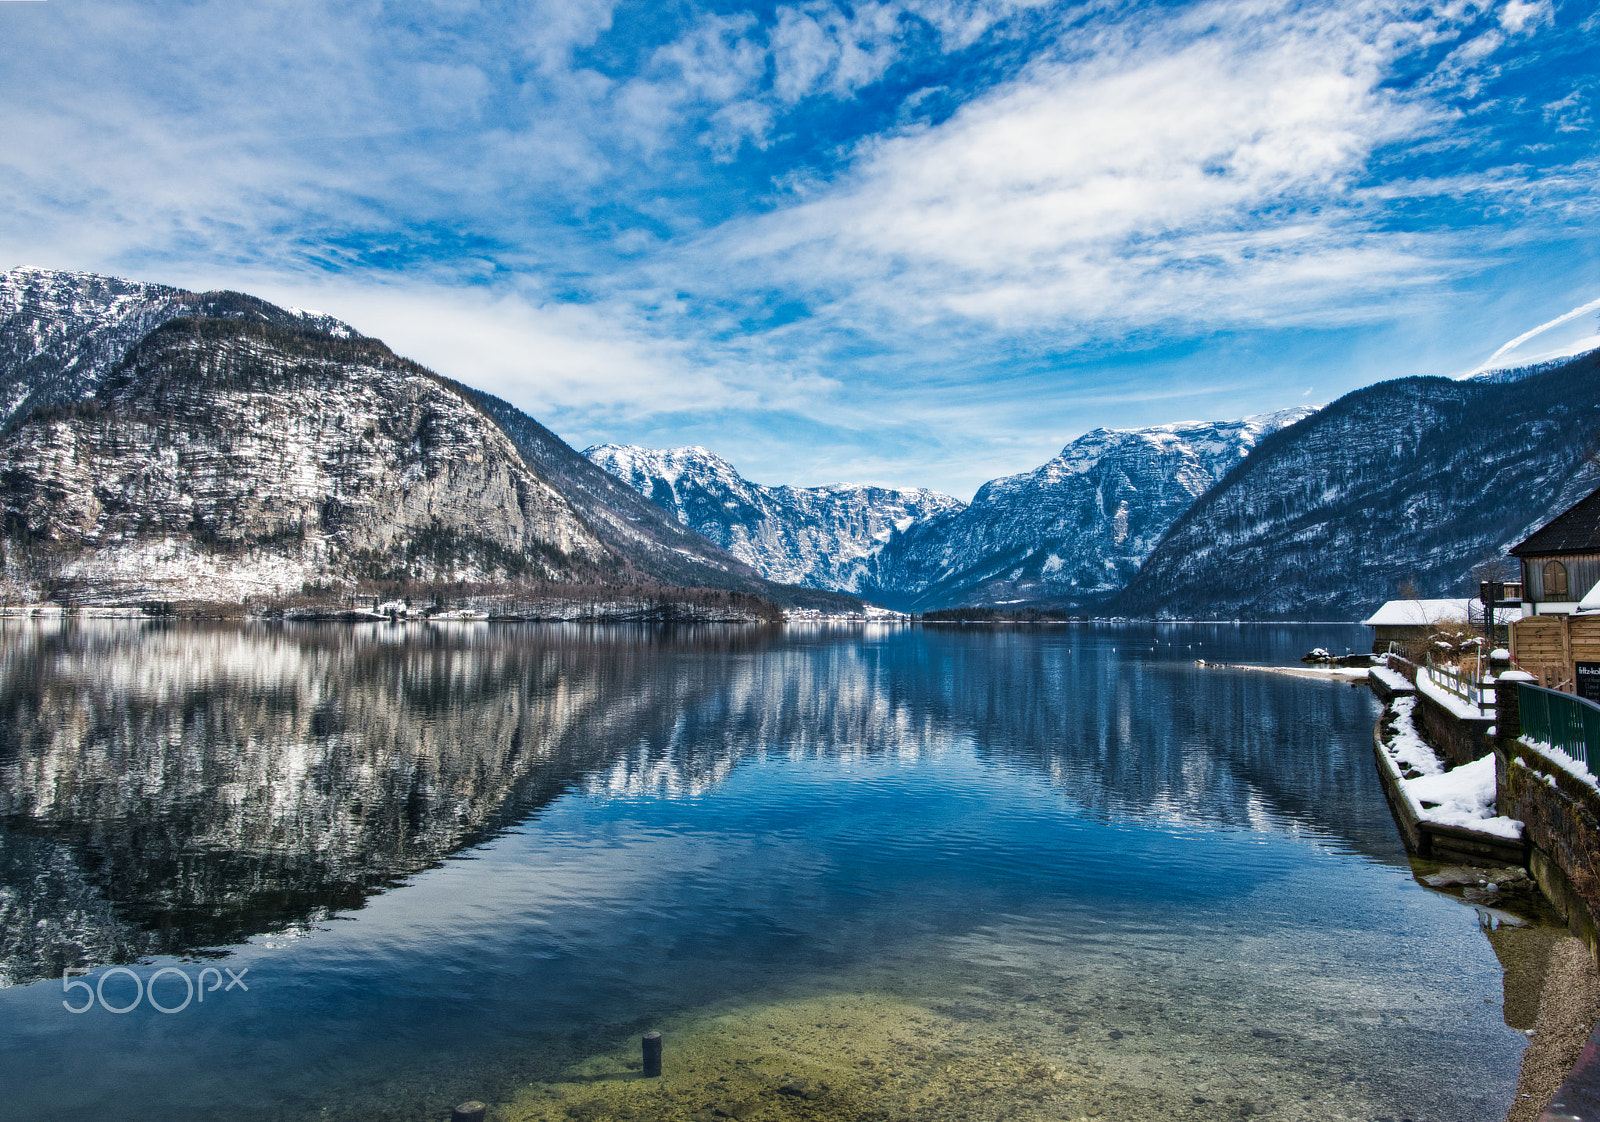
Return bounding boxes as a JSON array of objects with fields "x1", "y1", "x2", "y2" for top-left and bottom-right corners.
[{"x1": 1577, "y1": 662, "x2": 1600, "y2": 705}]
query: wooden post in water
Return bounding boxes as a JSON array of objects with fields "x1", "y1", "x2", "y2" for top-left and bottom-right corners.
[
  {"x1": 451, "y1": 1102, "x2": 487, "y2": 1122},
  {"x1": 642, "y1": 1031, "x2": 663, "y2": 1077}
]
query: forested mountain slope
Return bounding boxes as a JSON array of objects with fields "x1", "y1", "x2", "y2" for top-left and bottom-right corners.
[
  {"x1": 863, "y1": 411, "x2": 1313, "y2": 611},
  {"x1": 1115, "y1": 350, "x2": 1600, "y2": 619}
]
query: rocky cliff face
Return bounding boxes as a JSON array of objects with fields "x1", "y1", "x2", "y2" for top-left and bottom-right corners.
[
  {"x1": 0, "y1": 265, "x2": 355, "y2": 430},
  {"x1": 0, "y1": 317, "x2": 616, "y2": 602},
  {"x1": 0, "y1": 268, "x2": 868, "y2": 611},
  {"x1": 584, "y1": 443, "x2": 965, "y2": 593},
  {"x1": 864, "y1": 410, "x2": 1314, "y2": 611},
  {"x1": 1114, "y1": 350, "x2": 1600, "y2": 620}
]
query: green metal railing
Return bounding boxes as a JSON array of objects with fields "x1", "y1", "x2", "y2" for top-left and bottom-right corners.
[{"x1": 1518, "y1": 682, "x2": 1600, "y2": 777}]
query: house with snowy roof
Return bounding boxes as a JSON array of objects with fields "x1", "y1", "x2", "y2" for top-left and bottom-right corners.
[
  {"x1": 1361, "y1": 598, "x2": 1518, "y2": 655},
  {"x1": 1508, "y1": 485, "x2": 1600, "y2": 691},
  {"x1": 1511, "y1": 485, "x2": 1600, "y2": 615}
]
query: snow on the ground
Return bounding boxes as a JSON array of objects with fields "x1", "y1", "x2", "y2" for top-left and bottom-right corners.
[
  {"x1": 1404, "y1": 755, "x2": 1522, "y2": 838},
  {"x1": 1379, "y1": 696, "x2": 1523, "y2": 840},
  {"x1": 1232, "y1": 664, "x2": 1369, "y2": 680},
  {"x1": 1414, "y1": 669, "x2": 1491, "y2": 720},
  {"x1": 1370, "y1": 666, "x2": 1414, "y2": 692},
  {"x1": 1380, "y1": 697, "x2": 1444, "y2": 778},
  {"x1": 1516, "y1": 737, "x2": 1600, "y2": 792}
]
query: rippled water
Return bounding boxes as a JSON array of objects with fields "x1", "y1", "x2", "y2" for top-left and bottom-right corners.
[{"x1": 0, "y1": 621, "x2": 1530, "y2": 1120}]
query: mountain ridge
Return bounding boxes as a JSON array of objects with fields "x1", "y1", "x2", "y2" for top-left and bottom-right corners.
[
  {"x1": 860, "y1": 408, "x2": 1316, "y2": 611},
  {"x1": 583, "y1": 442, "x2": 964, "y2": 594},
  {"x1": 0, "y1": 265, "x2": 358, "y2": 432},
  {"x1": 0, "y1": 269, "x2": 860, "y2": 613},
  {"x1": 11, "y1": 265, "x2": 1596, "y2": 622},
  {"x1": 585, "y1": 410, "x2": 1313, "y2": 612},
  {"x1": 1113, "y1": 351, "x2": 1600, "y2": 619}
]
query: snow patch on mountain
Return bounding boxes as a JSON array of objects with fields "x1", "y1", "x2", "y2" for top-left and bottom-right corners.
[
  {"x1": 583, "y1": 444, "x2": 965, "y2": 593},
  {"x1": 0, "y1": 266, "x2": 359, "y2": 430},
  {"x1": 860, "y1": 408, "x2": 1316, "y2": 610}
]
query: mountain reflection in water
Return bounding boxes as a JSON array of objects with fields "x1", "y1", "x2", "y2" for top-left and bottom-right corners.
[{"x1": 0, "y1": 620, "x2": 1384, "y2": 988}]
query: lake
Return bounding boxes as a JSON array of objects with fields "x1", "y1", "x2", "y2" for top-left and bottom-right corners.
[{"x1": 0, "y1": 620, "x2": 1532, "y2": 1121}]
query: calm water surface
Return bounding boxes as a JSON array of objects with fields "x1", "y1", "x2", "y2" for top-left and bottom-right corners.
[{"x1": 0, "y1": 622, "x2": 1528, "y2": 1121}]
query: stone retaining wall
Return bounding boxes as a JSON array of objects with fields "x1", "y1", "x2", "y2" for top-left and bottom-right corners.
[
  {"x1": 1497, "y1": 739, "x2": 1600, "y2": 961},
  {"x1": 1383, "y1": 656, "x2": 1495, "y2": 767},
  {"x1": 1495, "y1": 675, "x2": 1600, "y2": 964},
  {"x1": 1413, "y1": 688, "x2": 1496, "y2": 767}
]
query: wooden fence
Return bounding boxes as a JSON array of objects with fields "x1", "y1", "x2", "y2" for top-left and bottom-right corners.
[{"x1": 1509, "y1": 615, "x2": 1600, "y2": 693}]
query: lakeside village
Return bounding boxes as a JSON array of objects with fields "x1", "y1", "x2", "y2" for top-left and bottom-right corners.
[{"x1": 1235, "y1": 481, "x2": 1600, "y2": 1121}]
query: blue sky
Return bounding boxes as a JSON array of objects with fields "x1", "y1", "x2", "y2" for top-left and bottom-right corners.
[{"x1": 1, "y1": 0, "x2": 1597, "y2": 499}]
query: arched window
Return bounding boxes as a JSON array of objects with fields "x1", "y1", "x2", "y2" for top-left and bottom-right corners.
[{"x1": 1544, "y1": 560, "x2": 1570, "y2": 599}]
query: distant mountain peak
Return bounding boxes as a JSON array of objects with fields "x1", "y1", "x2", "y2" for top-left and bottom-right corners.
[
  {"x1": 0, "y1": 266, "x2": 362, "y2": 432},
  {"x1": 586, "y1": 409, "x2": 1316, "y2": 612},
  {"x1": 584, "y1": 443, "x2": 745, "y2": 489},
  {"x1": 871, "y1": 408, "x2": 1316, "y2": 611},
  {"x1": 584, "y1": 443, "x2": 964, "y2": 594}
]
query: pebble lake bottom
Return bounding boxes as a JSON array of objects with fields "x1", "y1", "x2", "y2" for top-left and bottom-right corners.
[{"x1": 0, "y1": 621, "x2": 1538, "y2": 1120}]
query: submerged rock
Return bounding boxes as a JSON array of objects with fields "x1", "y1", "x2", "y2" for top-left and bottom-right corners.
[
  {"x1": 1423, "y1": 865, "x2": 1532, "y2": 890},
  {"x1": 775, "y1": 1081, "x2": 825, "y2": 1101}
]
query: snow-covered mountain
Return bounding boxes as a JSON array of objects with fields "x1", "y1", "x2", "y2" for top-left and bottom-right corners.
[
  {"x1": 0, "y1": 317, "x2": 625, "y2": 601},
  {"x1": 584, "y1": 443, "x2": 965, "y2": 594},
  {"x1": 27, "y1": 264, "x2": 1594, "y2": 621},
  {"x1": 586, "y1": 413, "x2": 1313, "y2": 611},
  {"x1": 863, "y1": 410, "x2": 1316, "y2": 610},
  {"x1": 1115, "y1": 351, "x2": 1600, "y2": 620},
  {"x1": 0, "y1": 265, "x2": 356, "y2": 429},
  {"x1": 0, "y1": 268, "x2": 867, "y2": 611}
]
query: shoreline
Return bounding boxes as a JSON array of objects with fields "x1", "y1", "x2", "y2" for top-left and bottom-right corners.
[
  {"x1": 0, "y1": 604, "x2": 1372, "y2": 627},
  {"x1": 1508, "y1": 936, "x2": 1600, "y2": 1121}
]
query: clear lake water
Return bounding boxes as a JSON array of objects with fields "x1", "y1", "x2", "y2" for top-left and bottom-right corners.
[{"x1": 0, "y1": 620, "x2": 1537, "y2": 1121}]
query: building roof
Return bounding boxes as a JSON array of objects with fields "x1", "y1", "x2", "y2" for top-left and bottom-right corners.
[
  {"x1": 1361, "y1": 598, "x2": 1522, "y2": 627},
  {"x1": 1512, "y1": 484, "x2": 1600, "y2": 557},
  {"x1": 1362, "y1": 599, "x2": 1470, "y2": 627}
]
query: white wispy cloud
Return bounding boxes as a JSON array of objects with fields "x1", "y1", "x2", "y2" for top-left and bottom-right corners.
[
  {"x1": 689, "y1": 0, "x2": 1549, "y2": 337},
  {"x1": 1498, "y1": 0, "x2": 1554, "y2": 35},
  {"x1": 771, "y1": 2, "x2": 906, "y2": 103},
  {"x1": 0, "y1": 0, "x2": 1592, "y2": 495},
  {"x1": 1470, "y1": 293, "x2": 1600, "y2": 374}
]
